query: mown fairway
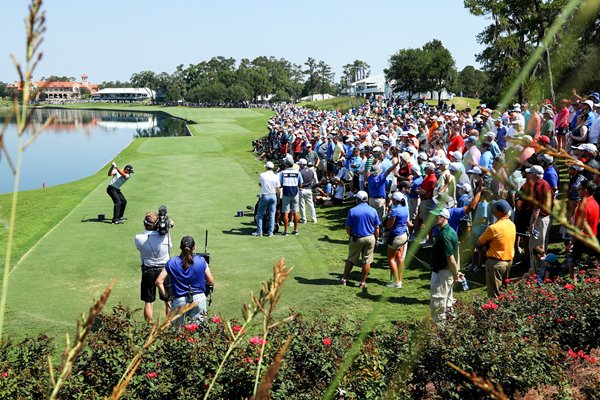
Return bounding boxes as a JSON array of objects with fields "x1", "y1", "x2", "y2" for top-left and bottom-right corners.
[{"x1": 0, "y1": 105, "x2": 484, "y2": 340}]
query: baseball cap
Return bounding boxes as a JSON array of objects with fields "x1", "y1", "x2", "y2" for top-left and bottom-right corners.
[
  {"x1": 297, "y1": 158, "x2": 307, "y2": 165},
  {"x1": 431, "y1": 207, "x2": 450, "y2": 219},
  {"x1": 574, "y1": 143, "x2": 598, "y2": 153},
  {"x1": 583, "y1": 99, "x2": 594, "y2": 109},
  {"x1": 433, "y1": 192, "x2": 452, "y2": 205},
  {"x1": 449, "y1": 162, "x2": 461, "y2": 172},
  {"x1": 180, "y1": 236, "x2": 195, "y2": 249},
  {"x1": 526, "y1": 165, "x2": 545, "y2": 177},
  {"x1": 540, "y1": 154, "x2": 553, "y2": 163},
  {"x1": 494, "y1": 199, "x2": 512, "y2": 214},
  {"x1": 425, "y1": 162, "x2": 436, "y2": 171},
  {"x1": 467, "y1": 166, "x2": 483, "y2": 175},
  {"x1": 538, "y1": 135, "x2": 550, "y2": 145},
  {"x1": 457, "y1": 182, "x2": 472, "y2": 192},
  {"x1": 265, "y1": 161, "x2": 275, "y2": 169},
  {"x1": 466, "y1": 135, "x2": 478, "y2": 143},
  {"x1": 306, "y1": 142, "x2": 312, "y2": 147},
  {"x1": 450, "y1": 151, "x2": 463, "y2": 161},
  {"x1": 356, "y1": 190, "x2": 369, "y2": 202},
  {"x1": 392, "y1": 191, "x2": 406, "y2": 202},
  {"x1": 124, "y1": 164, "x2": 134, "y2": 173},
  {"x1": 418, "y1": 152, "x2": 429, "y2": 161},
  {"x1": 410, "y1": 165, "x2": 422, "y2": 175},
  {"x1": 436, "y1": 158, "x2": 450, "y2": 167},
  {"x1": 541, "y1": 253, "x2": 558, "y2": 264}
]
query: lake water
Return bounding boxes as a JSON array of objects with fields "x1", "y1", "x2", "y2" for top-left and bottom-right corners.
[{"x1": 0, "y1": 109, "x2": 188, "y2": 194}]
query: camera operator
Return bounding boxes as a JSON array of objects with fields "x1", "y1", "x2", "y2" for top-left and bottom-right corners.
[
  {"x1": 156, "y1": 236, "x2": 215, "y2": 326},
  {"x1": 135, "y1": 211, "x2": 172, "y2": 323}
]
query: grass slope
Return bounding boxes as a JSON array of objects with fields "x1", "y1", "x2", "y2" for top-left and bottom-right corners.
[{"x1": 0, "y1": 105, "x2": 485, "y2": 340}]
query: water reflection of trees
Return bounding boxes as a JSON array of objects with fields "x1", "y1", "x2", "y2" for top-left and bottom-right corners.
[{"x1": 135, "y1": 117, "x2": 188, "y2": 137}]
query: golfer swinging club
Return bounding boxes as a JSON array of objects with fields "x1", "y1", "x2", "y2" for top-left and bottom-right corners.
[{"x1": 107, "y1": 162, "x2": 133, "y2": 224}]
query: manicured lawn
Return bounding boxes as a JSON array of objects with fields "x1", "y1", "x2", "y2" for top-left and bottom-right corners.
[{"x1": 0, "y1": 105, "x2": 487, "y2": 340}]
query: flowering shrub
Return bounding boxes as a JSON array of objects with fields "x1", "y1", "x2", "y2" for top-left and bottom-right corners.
[{"x1": 0, "y1": 274, "x2": 598, "y2": 399}]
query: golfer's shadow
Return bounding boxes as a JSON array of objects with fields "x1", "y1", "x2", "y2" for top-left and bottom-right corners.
[
  {"x1": 356, "y1": 290, "x2": 429, "y2": 305},
  {"x1": 81, "y1": 215, "x2": 119, "y2": 224},
  {"x1": 221, "y1": 227, "x2": 255, "y2": 235}
]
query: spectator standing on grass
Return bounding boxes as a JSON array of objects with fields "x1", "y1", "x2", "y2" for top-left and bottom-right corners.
[
  {"x1": 385, "y1": 191, "x2": 412, "y2": 289},
  {"x1": 478, "y1": 200, "x2": 516, "y2": 298},
  {"x1": 135, "y1": 211, "x2": 172, "y2": 323},
  {"x1": 429, "y1": 207, "x2": 461, "y2": 324},
  {"x1": 298, "y1": 158, "x2": 318, "y2": 224},
  {"x1": 339, "y1": 191, "x2": 380, "y2": 289},
  {"x1": 253, "y1": 161, "x2": 280, "y2": 237},
  {"x1": 527, "y1": 165, "x2": 554, "y2": 274},
  {"x1": 279, "y1": 156, "x2": 303, "y2": 236},
  {"x1": 569, "y1": 181, "x2": 600, "y2": 278}
]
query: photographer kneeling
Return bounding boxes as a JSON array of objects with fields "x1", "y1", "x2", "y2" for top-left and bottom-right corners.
[
  {"x1": 135, "y1": 211, "x2": 172, "y2": 323},
  {"x1": 156, "y1": 236, "x2": 214, "y2": 326}
]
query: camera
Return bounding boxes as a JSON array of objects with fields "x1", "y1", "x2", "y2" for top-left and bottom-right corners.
[{"x1": 155, "y1": 205, "x2": 173, "y2": 235}]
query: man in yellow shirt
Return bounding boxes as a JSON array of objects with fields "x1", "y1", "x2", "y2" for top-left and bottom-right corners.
[{"x1": 478, "y1": 200, "x2": 516, "y2": 298}]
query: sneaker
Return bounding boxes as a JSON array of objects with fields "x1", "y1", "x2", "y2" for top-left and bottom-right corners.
[
  {"x1": 312, "y1": 219, "x2": 318, "y2": 223},
  {"x1": 292, "y1": 230, "x2": 299, "y2": 235},
  {"x1": 251, "y1": 232, "x2": 261, "y2": 237},
  {"x1": 267, "y1": 233, "x2": 273, "y2": 237},
  {"x1": 339, "y1": 278, "x2": 347, "y2": 286},
  {"x1": 359, "y1": 282, "x2": 367, "y2": 289},
  {"x1": 111, "y1": 220, "x2": 122, "y2": 225},
  {"x1": 282, "y1": 231, "x2": 288, "y2": 236},
  {"x1": 386, "y1": 281, "x2": 403, "y2": 288},
  {"x1": 299, "y1": 219, "x2": 307, "y2": 224}
]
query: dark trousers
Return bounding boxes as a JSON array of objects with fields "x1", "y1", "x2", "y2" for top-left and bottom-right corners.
[{"x1": 106, "y1": 185, "x2": 127, "y2": 222}]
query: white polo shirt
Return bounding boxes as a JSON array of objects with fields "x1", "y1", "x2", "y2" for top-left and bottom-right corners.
[{"x1": 259, "y1": 170, "x2": 280, "y2": 195}]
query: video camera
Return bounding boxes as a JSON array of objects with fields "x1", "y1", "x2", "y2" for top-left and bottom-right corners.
[{"x1": 155, "y1": 205, "x2": 173, "y2": 235}]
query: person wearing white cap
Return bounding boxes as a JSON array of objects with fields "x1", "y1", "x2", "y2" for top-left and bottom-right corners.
[
  {"x1": 385, "y1": 191, "x2": 412, "y2": 288},
  {"x1": 429, "y1": 206, "x2": 460, "y2": 323},
  {"x1": 340, "y1": 191, "x2": 381, "y2": 289},
  {"x1": 252, "y1": 161, "x2": 281, "y2": 237},
  {"x1": 434, "y1": 158, "x2": 456, "y2": 208},
  {"x1": 297, "y1": 159, "x2": 318, "y2": 224},
  {"x1": 526, "y1": 164, "x2": 554, "y2": 274}
]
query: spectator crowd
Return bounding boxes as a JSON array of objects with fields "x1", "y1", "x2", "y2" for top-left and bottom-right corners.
[{"x1": 253, "y1": 91, "x2": 600, "y2": 323}]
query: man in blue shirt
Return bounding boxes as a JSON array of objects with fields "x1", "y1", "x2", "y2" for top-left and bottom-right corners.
[
  {"x1": 339, "y1": 191, "x2": 381, "y2": 289},
  {"x1": 540, "y1": 154, "x2": 559, "y2": 192},
  {"x1": 478, "y1": 142, "x2": 494, "y2": 171},
  {"x1": 367, "y1": 161, "x2": 399, "y2": 232}
]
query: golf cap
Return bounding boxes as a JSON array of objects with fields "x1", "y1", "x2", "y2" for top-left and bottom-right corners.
[
  {"x1": 392, "y1": 191, "x2": 406, "y2": 202},
  {"x1": 124, "y1": 164, "x2": 134, "y2": 173},
  {"x1": 526, "y1": 165, "x2": 545, "y2": 177},
  {"x1": 494, "y1": 199, "x2": 512, "y2": 215},
  {"x1": 448, "y1": 162, "x2": 461, "y2": 172},
  {"x1": 436, "y1": 158, "x2": 450, "y2": 167},
  {"x1": 541, "y1": 253, "x2": 558, "y2": 263},
  {"x1": 450, "y1": 151, "x2": 463, "y2": 161},
  {"x1": 540, "y1": 154, "x2": 553, "y2": 164},
  {"x1": 297, "y1": 158, "x2": 307, "y2": 165},
  {"x1": 574, "y1": 143, "x2": 598, "y2": 153},
  {"x1": 418, "y1": 152, "x2": 429, "y2": 161},
  {"x1": 583, "y1": 100, "x2": 594, "y2": 109},
  {"x1": 433, "y1": 192, "x2": 452, "y2": 205},
  {"x1": 425, "y1": 162, "x2": 436, "y2": 171},
  {"x1": 265, "y1": 161, "x2": 275, "y2": 169},
  {"x1": 410, "y1": 165, "x2": 422, "y2": 175},
  {"x1": 466, "y1": 135, "x2": 478, "y2": 143},
  {"x1": 306, "y1": 142, "x2": 312, "y2": 147},
  {"x1": 431, "y1": 207, "x2": 450, "y2": 219},
  {"x1": 180, "y1": 236, "x2": 195, "y2": 249},
  {"x1": 538, "y1": 135, "x2": 550, "y2": 145},
  {"x1": 468, "y1": 166, "x2": 483, "y2": 175},
  {"x1": 457, "y1": 182, "x2": 472, "y2": 192},
  {"x1": 356, "y1": 190, "x2": 369, "y2": 202}
]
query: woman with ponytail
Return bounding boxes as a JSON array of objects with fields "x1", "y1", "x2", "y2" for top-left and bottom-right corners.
[
  {"x1": 385, "y1": 191, "x2": 412, "y2": 288},
  {"x1": 156, "y1": 236, "x2": 214, "y2": 325}
]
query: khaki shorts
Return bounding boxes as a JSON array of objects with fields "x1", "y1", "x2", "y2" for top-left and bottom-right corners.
[
  {"x1": 347, "y1": 235, "x2": 376, "y2": 265},
  {"x1": 281, "y1": 194, "x2": 299, "y2": 213},
  {"x1": 388, "y1": 232, "x2": 408, "y2": 250}
]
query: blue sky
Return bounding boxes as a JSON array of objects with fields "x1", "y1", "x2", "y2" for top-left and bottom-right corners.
[{"x1": 1, "y1": 0, "x2": 490, "y2": 84}]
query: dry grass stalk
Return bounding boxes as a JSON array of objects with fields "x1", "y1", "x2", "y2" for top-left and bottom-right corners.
[
  {"x1": 251, "y1": 335, "x2": 292, "y2": 400},
  {"x1": 447, "y1": 361, "x2": 509, "y2": 400},
  {"x1": 48, "y1": 278, "x2": 116, "y2": 400}
]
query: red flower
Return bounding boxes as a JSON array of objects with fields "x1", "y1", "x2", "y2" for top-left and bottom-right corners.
[
  {"x1": 544, "y1": 278, "x2": 552, "y2": 284},
  {"x1": 593, "y1": 278, "x2": 600, "y2": 283},
  {"x1": 482, "y1": 301, "x2": 498, "y2": 310},
  {"x1": 211, "y1": 314, "x2": 221, "y2": 324},
  {"x1": 2, "y1": 371, "x2": 8, "y2": 378},
  {"x1": 569, "y1": 315, "x2": 576, "y2": 321},
  {"x1": 590, "y1": 357, "x2": 597, "y2": 363},
  {"x1": 585, "y1": 278, "x2": 591, "y2": 283},
  {"x1": 564, "y1": 283, "x2": 575, "y2": 290},
  {"x1": 232, "y1": 325, "x2": 244, "y2": 333},
  {"x1": 246, "y1": 357, "x2": 254, "y2": 363},
  {"x1": 504, "y1": 278, "x2": 511, "y2": 284},
  {"x1": 556, "y1": 317, "x2": 563, "y2": 323},
  {"x1": 578, "y1": 350, "x2": 585, "y2": 357},
  {"x1": 527, "y1": 315, "x2": 534, "y2": 320},
  {"x1": 323, "y1": 338, "x2": 332, "y2": 346},
  {"x1": 568, "y1": 349, "x2": 578, "y2": 358},
  {"x1": 187, "y1": 337, "x2": 197, "y2": 343},
  {"x1": 579, "y1": 269, "x2": 585, "y2": 275},
  {"x1": 146, "y1": 372, "x2": 158, "y2": 379},
  {"x1": 185, "y1": 323, "x2": 199, "y2": 331},
  {"x1": 249, "y1": 336, "x2": 260, "y2": 345}
]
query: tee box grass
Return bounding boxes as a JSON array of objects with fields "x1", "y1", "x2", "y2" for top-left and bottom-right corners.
[{"x1": 0, "y1": 105, "x2": 485, "y2": 340}]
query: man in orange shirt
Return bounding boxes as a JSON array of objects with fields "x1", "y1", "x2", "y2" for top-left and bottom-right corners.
[{"x1": 478, "y1": 200, "x2": 516, "y2": 298}]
